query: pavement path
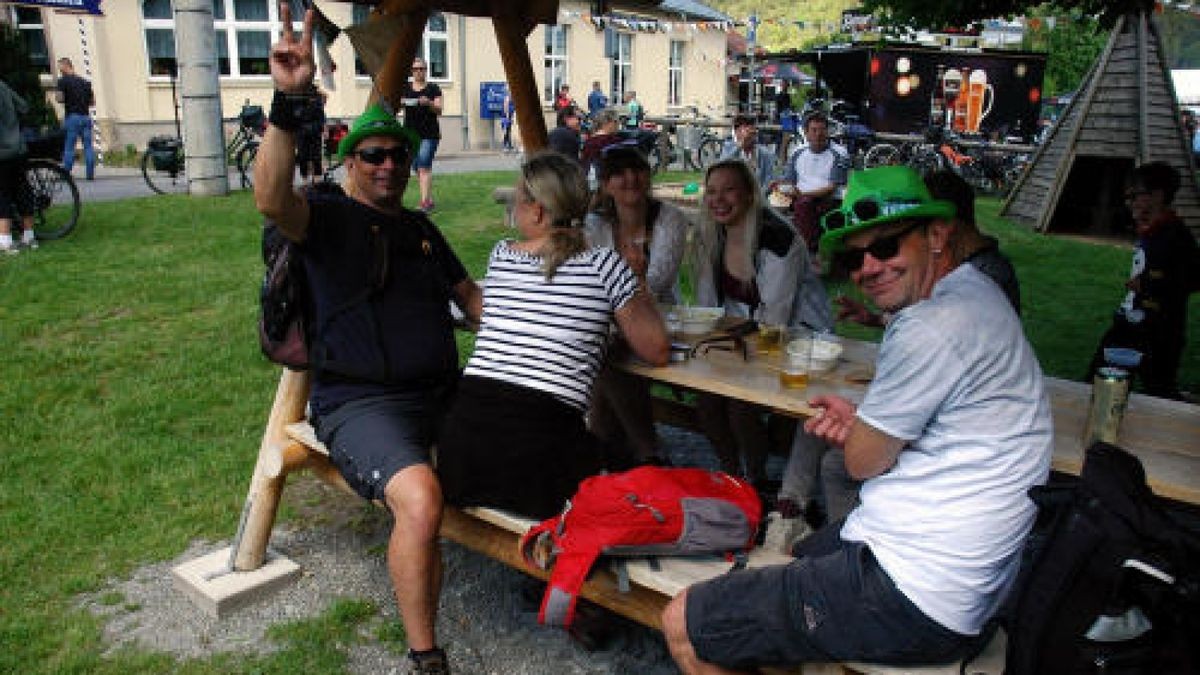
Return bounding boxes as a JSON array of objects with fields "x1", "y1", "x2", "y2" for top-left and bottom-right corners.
[{"x1": 75, "y1": 150, "x2": 523, "y2": 203}]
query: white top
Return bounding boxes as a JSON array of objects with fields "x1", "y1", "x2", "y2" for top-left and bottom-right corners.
[
  {"x1": 583, "y1": 200, "x2": 691, "y2": 305},
  {"x1": 465, "y1": 241, "x2": 639, "y2": 411},
  {"x1": 841, "y1": 264, "x2": 1053, "y2": 636},
  {"x1": 786, "y1": 143, "x2": 849, "y2": 195}
]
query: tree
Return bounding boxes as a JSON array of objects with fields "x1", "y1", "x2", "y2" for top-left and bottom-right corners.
[
  {"x1": 0, "y1": 24, "x2": 56, "y2": 129},
  {"x1": 858, "y1": 0, "x2": 1154, "y2": 30},
  {"x1": 1024, "y1": 13, "x2": 1109, "y2": 97}
]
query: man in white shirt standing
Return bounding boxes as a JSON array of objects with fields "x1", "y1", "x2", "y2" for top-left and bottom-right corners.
[
  {"x1": 777, "y1": 112, "x2": 849, "y2": 253},
  {"x1": 661, "y1": 166, "x2": 1053, "y2": 674}
]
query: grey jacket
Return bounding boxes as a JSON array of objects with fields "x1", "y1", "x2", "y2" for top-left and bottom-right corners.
[
  {"x1": 0, "y1": 80, "x2": 29, "y2": 161},
  {"x1": 695, "y1": 207, "x2": 832, "y2": 331},
  {"x1": 719, "y1": 139, "x2": 776, "y2": 192},
  {"x1": 584, "y1": 199, "x2": 691, "y2": 304}
]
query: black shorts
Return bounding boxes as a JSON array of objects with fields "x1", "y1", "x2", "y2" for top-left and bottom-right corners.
[
  {"x1": 686, "y1": 525, "x2": 972, "y2": 669},
  {"x1": 314, "y1": 390, "x2": 443, "y2": 501},
  {"x1": 0, "y1": 157, "x2": 33, "y2": 219}
]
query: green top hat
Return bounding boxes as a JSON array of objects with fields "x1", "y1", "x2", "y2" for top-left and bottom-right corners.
[
  {"x1": 819, "y1": 166, "x2": 955, "y2": 254},
  {"x1": 336, "y1": 103, "x2": 420, "y2": 162}
]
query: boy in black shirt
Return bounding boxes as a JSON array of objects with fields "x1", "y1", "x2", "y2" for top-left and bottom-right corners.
[{"x1": 56, "y1": 58, "x2": 96, "y2": 181}]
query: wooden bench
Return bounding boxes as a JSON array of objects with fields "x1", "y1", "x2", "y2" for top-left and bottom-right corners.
[{"x1": 183, "y1": 368, "x2": 1009, "y2": 674}]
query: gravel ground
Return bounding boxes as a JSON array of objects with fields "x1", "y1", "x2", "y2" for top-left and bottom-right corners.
[{"x1": 78, "y1": 426, "x2": 784, "y2": 673}]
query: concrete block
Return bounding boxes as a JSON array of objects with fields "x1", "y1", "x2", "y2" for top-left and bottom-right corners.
[{"x1": 171, "y1": 546, "x2": 301, "y2": 619}]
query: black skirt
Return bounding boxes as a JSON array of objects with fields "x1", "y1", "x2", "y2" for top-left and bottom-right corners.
[{"x1": 437, "y1": 375, "x2": 603, "y2": 519}]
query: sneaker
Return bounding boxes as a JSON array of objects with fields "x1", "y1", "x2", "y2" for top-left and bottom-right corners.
[
  {"x1": 418, "y1": 199, "x2": 435, "y2": 213},
  {"x1": 406, "y1": 647, "x2": 449, "y2": 675},
  {"x1": 0, "y1": 241, "x2": 18, "y2": 255},
  {"x1": 21, "y1": 233, "x2": 38, "y2": 250}
]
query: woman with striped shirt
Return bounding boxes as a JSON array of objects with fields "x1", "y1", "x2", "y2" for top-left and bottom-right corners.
[{"x1": 437, "y1": 151, "x2": 669, "y2": 519}]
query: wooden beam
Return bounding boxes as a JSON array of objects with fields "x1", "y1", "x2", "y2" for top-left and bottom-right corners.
[
  {"x1": 1136, "y1": 11, "x2": 1149, "y2": 165},
  {"x1": 233, "y1": 369, "x2": 311, "y2": 571},
  {"x1": 491, "y1": 9, "x2": 548, "y2": 152},
  {"x1": 371, "y1": 6, "x2": 430, "y2": 110}
]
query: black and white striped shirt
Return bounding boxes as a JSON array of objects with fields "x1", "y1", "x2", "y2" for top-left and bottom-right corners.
[{"x1": 465, "y1": 241, "x2": 640, "y2": 411}]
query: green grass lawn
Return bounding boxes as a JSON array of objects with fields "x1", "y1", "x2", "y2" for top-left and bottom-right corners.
[{"x1": 0, "y1": 170, "x2": 1196, "y2": 673}]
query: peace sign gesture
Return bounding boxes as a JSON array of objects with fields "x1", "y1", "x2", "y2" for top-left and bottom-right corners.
[{"x1": 270, "y1": 1, "x2": 315, "y2": 94}]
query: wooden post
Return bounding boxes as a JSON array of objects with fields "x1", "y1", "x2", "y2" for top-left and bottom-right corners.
[
  {"x1": 491, "y1": 10, "x2": 548, "y2": 152},
  {"x1": 232, "y1": 369, "x2": 310, "y2": 571},
  {"x1": 370, "y1": 1, "x2": 430, "y2": 111}
]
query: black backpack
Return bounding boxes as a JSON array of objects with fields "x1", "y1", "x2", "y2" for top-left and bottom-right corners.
[
  {"x1": 257, "y1": 184, "x2": 376, "y2": 372},
  {"x1": 1001, "y1": 442, "x2": 1200, "y2": 674}
]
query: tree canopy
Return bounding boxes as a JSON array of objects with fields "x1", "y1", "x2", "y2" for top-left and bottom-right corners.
[{"x1": 859, "y1": 0, "x2": 1155, "y2": 29}]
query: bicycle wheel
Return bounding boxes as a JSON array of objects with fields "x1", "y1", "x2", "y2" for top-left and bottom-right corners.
[
  {"x1": 863, "y1": 143, "x2": 900, "y2": 168},
  {"x1": 237, "y1": 143, "x2": 258, "y2": 189},
  {"x1": 24, "y1": 159, "x2": 81, "y2": 241},
  {"x1": 697, "y1": 138, "x2": 724, "y2": 170},
  {"x1": 908, "y1": 147, "x2": 945, "y2": 176},
  {"x1": 142, "y1": 146, "x2": 188, "y2": 195}
]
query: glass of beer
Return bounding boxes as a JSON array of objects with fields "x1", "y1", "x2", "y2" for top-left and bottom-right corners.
[
  {"x1": 757, "y1": 323, "x2": 784, "y2": 355},
  {"x1": 780, "y1": 329, "x2": 813, "y2": 389}
]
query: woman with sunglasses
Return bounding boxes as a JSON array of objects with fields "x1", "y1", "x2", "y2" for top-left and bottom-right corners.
[
  {"x1": 691, "y1": 158, "x2": 833, "y2": 493},
  {"x1": 437, "y1": 151, "x2": 670, "y2": 519},
  {"x1": 583, "y1": 146, "x2": 690, "y2": 468}
]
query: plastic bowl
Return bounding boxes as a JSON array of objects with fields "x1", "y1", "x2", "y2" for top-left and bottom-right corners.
[
  {"x1": 786, "y1": 338, "x2": 844, "y2": 373},
  {"x1": 1103, "y1": 347, "x2": 1143, "y2": 369},
  {"x1": 678, "y1": 306, "x2": 724, "y2": 335}
]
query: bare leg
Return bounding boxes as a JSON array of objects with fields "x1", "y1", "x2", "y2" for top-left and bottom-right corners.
[
  {"x1": 382, "y1": 462, "x2": 443, "y2": 651},
  {"x1": 662, "y1": 590, "x2": 752, "y2": 675},
  {"x1": 417, "y1": 168, "x2": 433, "y2": 205}
]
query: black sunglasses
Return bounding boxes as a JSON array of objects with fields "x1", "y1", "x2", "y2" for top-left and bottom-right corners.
[
  {"x1": 354, "y1": 146, "x2": 411, "y2": 166},
  {"x1": 836, "y1": 221, "x2": 924, "y2": 272},
  {"x1": 823, "y1": 196, "x2": 923, "y2": 232}
]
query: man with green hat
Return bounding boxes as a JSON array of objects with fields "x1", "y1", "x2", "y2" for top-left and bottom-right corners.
[
  {"x1": 662, "y1": 166, "x2": 1052, "y2": 673},
  {"x1": 255, "y1": 5, "x2": 480, "y2": 674}
]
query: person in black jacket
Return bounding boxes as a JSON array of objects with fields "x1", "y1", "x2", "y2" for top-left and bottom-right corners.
[
  {"x1": 56, "y1": 58, "x2": 95, "y2": 180},
  {"x1": 546, "y1": 105, "x2": 582, "y2": 162},
  {"x1": 1088, "y1": 161, "x2": 1199, "y2": 400}
]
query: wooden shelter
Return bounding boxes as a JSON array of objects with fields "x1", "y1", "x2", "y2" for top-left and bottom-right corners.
[{"x1": 1001, "y1": 12, "x2": 1200, "y2": 239}]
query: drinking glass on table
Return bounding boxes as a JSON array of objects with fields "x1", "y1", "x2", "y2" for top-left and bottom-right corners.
[{"x1": 780, "y1": 328, "x2": 814, "y2": 389}]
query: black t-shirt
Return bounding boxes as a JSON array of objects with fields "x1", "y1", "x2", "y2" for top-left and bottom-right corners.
[
  {"x1": 547, "y1": 126, "x2": 581, "y2": 161},
  {"x1": 301, "y1": 191, "x2": 468, "y2": 415},
  {"x1": 402, "y1": 82, "x2": 442, "y2": 139},
  {"x1": 58, "y1": 74, "x2": 93, "y2": 115}
]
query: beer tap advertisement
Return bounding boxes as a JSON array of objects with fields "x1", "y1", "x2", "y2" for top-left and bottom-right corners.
[{"x1": 865, "y1": 47, "x2": 1045, "y2": 141}]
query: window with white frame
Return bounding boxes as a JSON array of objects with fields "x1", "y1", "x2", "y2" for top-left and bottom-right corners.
[
  {"x1": 353, "y1": 7, "x2": 449, "y2": 81},
  {"x1": 141, "y1": 0, "x2": 305, "y2": 78},
  {"x1": 668, "y1": 40, "x2": 685, "y2": 107},
  {"x1": 610, "y1": 32, "x2": 632, "y2": 103},
  {"x1": 543, "y1": 24, "x2": 569, "y2": 104},
  {"x1": 8, "y1": 7, "x2": 50, "y2": 75}
]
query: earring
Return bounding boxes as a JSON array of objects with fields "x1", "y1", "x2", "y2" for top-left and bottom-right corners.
[{"x1": 931, "y1": 248, "x2": 943, "y2": 255}]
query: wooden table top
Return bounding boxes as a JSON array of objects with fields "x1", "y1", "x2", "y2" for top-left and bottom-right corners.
[{"x1": 620, "y1": 333, "x2": 1200, "y2": 506}]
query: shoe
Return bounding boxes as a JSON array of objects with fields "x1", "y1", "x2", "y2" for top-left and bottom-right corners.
[
  {"x1": 406, "y1": 647, "x2": 449, "y2": 674},
  {"x1": 1, "y1": 242, "x2": 18, "y2": 255},
  {"x1": 21, "y1": 233, "x2": 38, "y2": 250},
  {"x1": 417, "y1": 199, "x2": 435, "y2": 213}
]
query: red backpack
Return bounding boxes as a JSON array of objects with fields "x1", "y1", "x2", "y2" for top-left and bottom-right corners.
[{"x1": 518, "y1": 466, "x2": 763, "y2": 627}]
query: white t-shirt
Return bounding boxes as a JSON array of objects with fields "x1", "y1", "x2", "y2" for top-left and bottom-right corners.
[
  {"x1": 791, "y1": 144, "x2": 848, "y2": 194},
  {"x1": 465, "y1": 241, "x2": 639, "y2": 411},
  {"x1": 841, "y1": 264, "x2": 1053, "y2": 636}
]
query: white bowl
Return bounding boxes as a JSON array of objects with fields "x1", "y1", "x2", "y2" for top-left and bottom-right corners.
[
  {"x1": 785, "y1": 338, "x2": 844, "y2": 373},
  {"x1": 677, "y1": 306, "x2": 724, "y2": 335}
]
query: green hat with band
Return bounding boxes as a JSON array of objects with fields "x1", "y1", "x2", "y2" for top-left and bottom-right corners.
[
  {"x1": 336, "y1": 103, "x2": 420, "y2": 162},
  {"x1": 818, "y1": 165, "x2": 956, "y2": 254}
]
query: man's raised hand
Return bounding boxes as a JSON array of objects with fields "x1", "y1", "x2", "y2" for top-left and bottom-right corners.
[{"x1": 270, "y1": 1, "x2": 315, "y2": 94}]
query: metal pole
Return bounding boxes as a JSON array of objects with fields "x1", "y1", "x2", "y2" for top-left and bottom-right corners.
[{"x1": 173, "y1": 0, "x2": 228, "y2": 196}]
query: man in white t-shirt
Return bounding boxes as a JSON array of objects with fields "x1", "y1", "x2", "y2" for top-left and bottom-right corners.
[
  {"x1": 662, "y1": 166, "x2": 1053, "y2": 674},
  {"x1": 776, "y1": 112, "x2": 849, "y2": 253}
]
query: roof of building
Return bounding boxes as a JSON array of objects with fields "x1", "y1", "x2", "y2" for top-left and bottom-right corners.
[{"x1": 621, "y1": 0, "x2": 730, "y2": 22}]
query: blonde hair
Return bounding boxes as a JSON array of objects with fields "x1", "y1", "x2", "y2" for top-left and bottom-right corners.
[
  {"x1": 696, "y1": 159, "x2": 764, "y2": 283},
  {"x1": 520, "y1": 151, "x2": 589, "y2": 279}
]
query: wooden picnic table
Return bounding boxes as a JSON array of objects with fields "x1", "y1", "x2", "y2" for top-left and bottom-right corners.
[{"x1": 620, "y1": 330, "x2": 1200, "y2": 507}]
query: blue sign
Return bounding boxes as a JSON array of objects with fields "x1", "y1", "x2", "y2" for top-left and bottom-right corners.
[
  {"x1": 6, "y1": 0, "x2": 104, "y2": 15},
  {"x1": 480, "y1": 82, "x2": 508, "y2": 120}
]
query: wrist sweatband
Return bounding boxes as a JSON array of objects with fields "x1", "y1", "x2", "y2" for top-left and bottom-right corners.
[{"x1": 269, "y1": 89, "x2": 309, "y2": 133}]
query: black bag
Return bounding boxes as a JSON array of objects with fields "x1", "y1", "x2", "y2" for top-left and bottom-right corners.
[
  {"x1": 1002, "y1": 442, "x2": 1200, "y2": 674},
  {"x1": 258, "y1": 219, "x2": 312, "y2": 370}
]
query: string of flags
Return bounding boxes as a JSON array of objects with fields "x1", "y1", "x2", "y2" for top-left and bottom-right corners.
[{"x1": 561, "y1": 10, "x2": 737, "y2": 33}]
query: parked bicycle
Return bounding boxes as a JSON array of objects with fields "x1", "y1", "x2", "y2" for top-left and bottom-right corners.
[
  {"x1": 862, "y1": 128, "x2": 946, "y2": 175},
  {"x1": 142, "y1": 101, "x2": 264, "y2": 195},
  {"x1": 15, "y1": 129, "x2": 82, "y2": 241}
]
